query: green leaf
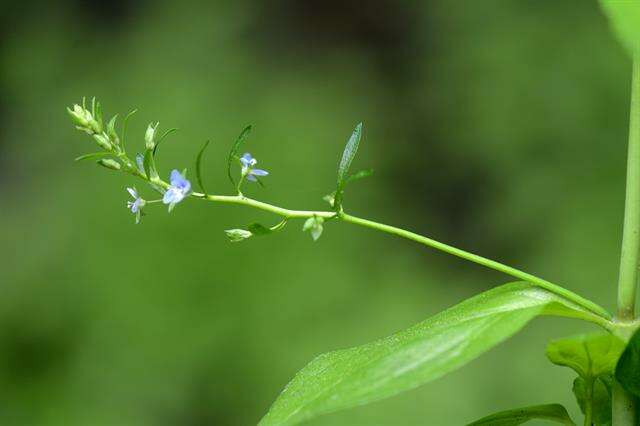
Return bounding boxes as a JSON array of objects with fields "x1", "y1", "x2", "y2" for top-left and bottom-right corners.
[
  {"x1": 599, "y1": 1, "x2": 640, "y2": 57},
  {"x1": 615, "y1": 328, "x2": 640, "y2": 398},
  {"x1": 247, "y1": 223, "x2": 272, "y2": 235},
  {"x1": 195, "y1": 140, "x2": 211, "y2": 194},
  {"x1": 227, "y1": 125, "x2": 252, "y2": 186},
  {"x1": 334, "y1": 123, "x2": 362, "y2": 209},
  {"x1": 466, "y1": 404, "x2": 575, "y2": 426},
  {"x1": 153, "y1": 127, "x2": 178, "y2": 156},
  {"x1": 107, "y1": 114, "x2": 119, "y2": 144},
  {"x1": 143, "y1": 148, "x2": 159, "y2": 180},
  {"x1": 546, "y1": 333, "x2": 625, "y2": 379},
  {"x1": 573, "y1": 376, "x2": 612, "y2": 425},
  {"x1": 259, "y1": 282, "x2": 607, "y2": 426},
  {"x1": 75, "y1": 152, "x2": 112, "y2": 162}
]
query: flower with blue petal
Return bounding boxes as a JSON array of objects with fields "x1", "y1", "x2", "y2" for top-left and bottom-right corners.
[
  {"x1": 135, "y1": 153, "x2": 146, "y2": 177},
  {"x1": 240, "y1": 153, "x2": 269, "y2": 182},
  {"x1": 163, "y1": 169, "x2": 191, "y2": 211},
  {"x1": 126, "y1": 187, "x2": 145, "y2": 224}
]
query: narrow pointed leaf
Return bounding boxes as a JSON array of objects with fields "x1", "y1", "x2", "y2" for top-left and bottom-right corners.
[
  {"x1": 227, "y1": 125, "x2": 252, "y2": 186},
  {"x1": 334, "y1": 122, "x2": 362, "y2": 209},
  {"x1": 153, "y1": 127, "x2": 178, "y2": 155},
  {"x1": 259, "y1": 282, "x2": 606, "y2": 426},
  {"x1": 75, "y1": 152, "x2": 112, "y2": 162},
  {"x1": 143, "y1": 148, "x2": 159, "y2": 180},
  {"x1": 467, "y1": 404, "x2": 575, "y2": 426},
  {"x1": 346, "y1": 168, "x2": 374, "y2": 184},
  {"x1": 196, "y1": 140, "x2": 211, "y2": 194}
]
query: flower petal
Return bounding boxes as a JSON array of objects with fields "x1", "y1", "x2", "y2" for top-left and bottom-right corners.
[
  {"x1": 163, "y1": 188, "x2": 179, "y2": 204},
  {"x1": 127, "y1": 187, "x2": 137, "y2": 198},
  {"x1": 246, "y1": 174, "x2": 257, "y2": 182},
  {"x1": 170, "y1": 169, "x2": 183, "y2": 185},
  {"x1": 251, "y1": 169, "x2": 268, "y2": 176}
]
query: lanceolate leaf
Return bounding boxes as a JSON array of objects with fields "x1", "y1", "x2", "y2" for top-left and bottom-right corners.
[
  {"x1": 75, "y1": 152, "x2": 112, "y2": 162},
  {"x1": 227, "y1": 125, "x2": 252, "y2": 186},
  {"x1": 466, "y1": 404, "x2": 575, "y2": 426},
  {"x1": 195, "y1": 140, "x2": 211, "y2": 194},
  {"x1": 599, "y1": 1, "x2": 640, "y2": 57},
  {"x1": 143, "y1": 148, "x2": 159, "y2": 180},
  {"x1": 615, "y1": 328, "x2": 640, "y2": 398},
  {"x1": 153, "y1": 127, "x2": 178, "y2": 155},
  {"x1": 259, "y1": 282, "x2": 606, "y2": 426},
  {"x1": 334, "y1": 123, "x2": 362, "y2": 209}
]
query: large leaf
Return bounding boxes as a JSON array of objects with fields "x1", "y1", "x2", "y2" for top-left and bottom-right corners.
[
  {"x1": 466, "y1": 404, "x2": 575, "y2": 426},
  {"x1": 259, "y1": 282, "x2": 608, "y2": 426},
  {"x1": 599, "y1": 1, "x2": 640, "y2": 57},
  {"x1": 616, "y1": 328, "x2": 640, "y2": 398},
  {"x1": 546, "y1": 333, "x2": 624, "y2": 379}
]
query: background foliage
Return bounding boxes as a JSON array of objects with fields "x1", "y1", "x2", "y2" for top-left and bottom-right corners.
[{"x1": 0, "y1": 0, "x2": 634, "y2": 424}]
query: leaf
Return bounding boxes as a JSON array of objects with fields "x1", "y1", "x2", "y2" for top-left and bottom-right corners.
[
  {"x1": 573, "y1": 376, "x2": 612, "y2": 426},
  {"x1": 615, "y1": 328, "x2": 640, "y2": 398},
  {"x1": 75, "y1": 152, "x2": 112, "y2": 162},
  {"x1": 227, "y1": 125, "x2": 252, "y2": 186},
  {"x1": 195, "y1": 140, "x2": 211, "y2": 194},
  {"x1": 247, "y1": 223, "x2": 272, "y2": 235},
  {"x1": 153, "y1": 127, "x2": 178, "y2": 156},
  {"x1": 334, "y1": 123, "x2": 362, "y2": 209},
  {"x1": 466, "y1": 404, "x2": 575, "y2": 426},
  {"x1": 143, "y1": 148, "x2": 159, "y2": 180},
  {"x1": 259, "y1": 282, "x2": 607, "y2": 426},
  {"x1": 599, "y1": 1, "x2": 640, "y2": 57},
  {"x1": 546, "y1": 333, "x2": 625, "y2": 379}
]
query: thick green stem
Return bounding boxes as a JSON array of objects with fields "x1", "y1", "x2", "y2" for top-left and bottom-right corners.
[{"x1": 613, "y1": 57, "x2": 640, "y2": 426}]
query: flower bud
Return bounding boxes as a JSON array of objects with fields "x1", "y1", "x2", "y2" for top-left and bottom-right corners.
[
  {"x1": 97, "y1": 159, "x2": 121, "y2": 171},
  {"x1": 303, "y1": 217, "x2": 324, "y2": 241},
  {"x1": 93, "y1": 133, "x2": 113, "y2": 151},
  {"x1": 224, "y1": 228, "x2": 253, "y2": 242},
  {"x1": 67, "y1": 104, "x2": 90, "y2": 127},
  {"x1": 145, "y1": 123, "x2": 157, "y2": 150}
]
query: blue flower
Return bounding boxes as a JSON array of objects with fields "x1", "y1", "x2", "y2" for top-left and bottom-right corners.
[
  {"x1": 135, "y1": 153, "x2": 146, "y2": 176},
  {"x1": 240, "y1": 153, "x2": 269, "y2": 182},
  {"x1": 127, "y1": 187, "x2": 145, "y2": 224},
  {"x1": 163, "y1": 169, "x2": 191, "y2": 211}
]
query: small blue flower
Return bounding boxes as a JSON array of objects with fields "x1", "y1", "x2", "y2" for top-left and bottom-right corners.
[
  {"x1": 127, "y1": 187, "x2": 145, "y2": 224},
  {"x1": 240, "y1": 153, "x2": 269, "y2": 182},
  {"x1": 163, "y1": 169, "x2": 191, "y2": 211}
]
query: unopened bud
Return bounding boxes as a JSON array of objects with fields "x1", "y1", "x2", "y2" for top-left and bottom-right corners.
[
  {"x1": 67, "y1": 104, "x2": 90, "y2": 127},
  {"x1": 224, "y1": 228, "x2": 253, "y2": 242},
  {"x1": 97, "y1": 158, "x2": 121, "y2": 171},
  {"x1": 145, "y1": 123, "x2": 157, "y2": 150},
  {"x1": 93, "y1": 133, "x2": 113, "y2": 151}
]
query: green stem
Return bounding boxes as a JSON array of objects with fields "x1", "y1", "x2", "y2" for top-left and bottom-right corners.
[
  {"x1": 187, "y1": 191, "x2": 610, "y2": 321},
  {"x1": 613, "y1": 57, "x2": 640, "y2": 426},
  {"x1": 584, "y1": 378, "x2": 593, "y2": 426}
]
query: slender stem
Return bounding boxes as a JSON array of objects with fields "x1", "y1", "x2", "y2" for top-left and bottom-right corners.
[
  {"x1": 187, "y1": 191, "x2": 611, "y2": 320},
  {"x1": 612, "y1": 57, "x2": 640, "y2": 426},
  {"x1": 617, "y1": 57, "x2": 640, "y2": 321}
]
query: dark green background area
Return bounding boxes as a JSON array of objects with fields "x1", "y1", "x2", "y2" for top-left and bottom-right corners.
[{"x1": 0, "y1": 1, "x2": 632, "y2": 424}]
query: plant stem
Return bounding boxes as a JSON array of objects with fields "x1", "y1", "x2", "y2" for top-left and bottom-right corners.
[
  {"x1": 186, "y1": 191, "x2": 611, "y2": 320},
  {"x1": 612, "y1": 57, "x2": 640, "y2": 426}
]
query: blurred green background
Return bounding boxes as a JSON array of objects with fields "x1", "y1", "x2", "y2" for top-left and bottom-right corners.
[{"x1": 0, "y1": 0, "x2": 634, "y2": 424}]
